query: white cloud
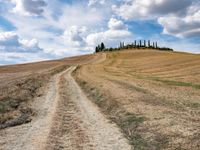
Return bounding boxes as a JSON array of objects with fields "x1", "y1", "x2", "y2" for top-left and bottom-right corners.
[
  {"x1": 86, "y1": 30, "x2": 132, "y2": 46},
  {"x1": 57, "y1": 4, "x2": 104, "y2": 29},
  {"x1": 0, "y1": 52, "x2": 51, "y2": 65},
  {"x1": 62, "y1": 26, "x2": 87, "y2": 47},
  {"x1": 0, "y1": 31, "x2": 42, "y2": 53},
  {"x1": 0, "y1": 31, "x2": 20, "y2": 47},
  {"x1": 86, "y1": 18, "x2": 132, "y2": 47},
  {"x1": 158, "y1": 4, "x2": 200, "y2": 38},
  {"x1": 113, "y1": 0, "x2": 200, "y2": 38},
  {"x1": 0, "y1": 31, "x2": 51, "y2": 65},
  {"x1": 113, "y1": 0, "x2": 192, "y2": 20},
  {"x1": 88, "y1": 0, "x2": 106, "y2": 6},
  {"x1": 10, "y1": 0, "x2": 47, "y2": 16},
  {"x1": 19, "y1": 38, "x2": 39, "y2": 48},
  {"x1": 4, "y1": 1, "x2": 106, "y2": 56},
  {"x1": 108, "y1": 18, "x2": 127, "y2": 30}
]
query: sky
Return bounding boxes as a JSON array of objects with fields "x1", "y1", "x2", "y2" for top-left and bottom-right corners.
[{"x1": 0, "y1": 0, "x2": 199, "y2": 65}]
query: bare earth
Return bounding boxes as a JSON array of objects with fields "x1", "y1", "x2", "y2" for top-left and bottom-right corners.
[
  {"x1": 0, "y1": 65, "x2": 131, "y2": 150},
  {"x1": 0, "y1": 68, "x2": 64, "y2": 150}
]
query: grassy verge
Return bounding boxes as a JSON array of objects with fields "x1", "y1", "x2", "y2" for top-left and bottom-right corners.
[{"x1": 0, "y1": 65, "x2": 68, "y2": 129}]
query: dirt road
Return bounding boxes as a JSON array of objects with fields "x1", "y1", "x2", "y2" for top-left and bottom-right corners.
[
  {"x1": 0, "y1": 66, "x2": 131, "y2": 150},
  {"x1": 46, "y1": 66, "x2": 131, "y2": 150}
]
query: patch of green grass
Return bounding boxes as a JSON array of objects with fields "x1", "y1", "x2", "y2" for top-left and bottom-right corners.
[
  {"x1": 0, "y1": 97, "x2": 20, "y2": 114},
  {"x1": 119, "y1": 113, "x2": 147, "y2": 150},
  {"x1": 143, "y1": 76, "x2": 200, "y2": 89},
  {"x1": 0, "y1": 105, "x2": 5, "y2": 113},
  {"x1": 130, "y1": 134, "x2": 148, "y2": 150},
  {"x1": 185, "y1": 102, "x2": 200, "y2": 109},
  {"x1": 156, "y1": 79, "x2": 198, "y2": 88}
]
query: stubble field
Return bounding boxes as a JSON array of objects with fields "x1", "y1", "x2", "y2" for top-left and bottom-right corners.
[{"x1": 74, "y1": 49, "x2": 200, "y2": 150}]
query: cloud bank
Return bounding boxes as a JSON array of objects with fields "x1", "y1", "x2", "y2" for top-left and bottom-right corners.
[
  {"x1": 11, "y1": 0, "x2": 47, "y2": 16},
  {"x1": 0, "y1": 0, "x2": 199, "y2": 64},
  {"x1": 113, "y1": 0, "x2": 200, "y2": 38},
  {"x1": 0, "y1": 31, "x2": 42, "y2": 52}
]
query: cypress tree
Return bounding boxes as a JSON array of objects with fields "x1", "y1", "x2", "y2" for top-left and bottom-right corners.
[
  {"x1": 144, "y1": 40, "x2": 146, "y2": 47},
  {"x1": 101, "y1": 42, "x2": 105, "y2": 51},
  {"x1": 95, "y1": 46, "x2": 98, "y2": 53},
  {"x1": 148, "y1": 40, "x2": 151, "y2": 47},
  {"x1": 120, "y1": 42, "x2": 124, "y2": 49},
  {"x1": 98, "y1": 45, "x2": 101, "y2": 51}
]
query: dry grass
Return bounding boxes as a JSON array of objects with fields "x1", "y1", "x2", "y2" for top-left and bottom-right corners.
[
  {"x1": 0, "y1": 53, "x2": 99, "y2": 129},
  {"x1": 74, "y1": 49, "x2": 200, "y2": 150},
  {"x1": 0, "y1": 65, "x2": 69, "y2": 129},
  {"x1": 74, "y1": 78, "x2": 149, "y2": 149}
]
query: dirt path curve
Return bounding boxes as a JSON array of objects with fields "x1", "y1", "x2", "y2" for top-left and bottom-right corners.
[{"x1": 46, "y1": 66, "x2": 132, "y2": 150}]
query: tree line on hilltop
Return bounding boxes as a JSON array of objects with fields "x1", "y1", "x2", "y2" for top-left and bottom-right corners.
[{"x1": 95, "y1": 40, "x2": 173, "y2": 53}]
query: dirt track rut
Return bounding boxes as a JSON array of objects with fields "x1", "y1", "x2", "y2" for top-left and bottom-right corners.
[
  {"x1": 0, "y1": 66, "x2": 131, "y2": 150},
  {"x1": 46, "y1": 66, "x2": 131, "y2": 150}
]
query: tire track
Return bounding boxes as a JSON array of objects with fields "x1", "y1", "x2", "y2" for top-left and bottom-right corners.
[
  {"x1": 46, "y1": 66, "x2": 131, "y2": 150},
  {"x1": 46, "y1": 72, "x2": 92, "y2": 150}
]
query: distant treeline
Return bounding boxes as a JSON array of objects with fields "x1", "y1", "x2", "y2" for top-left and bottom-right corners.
[{"x1": 95, "y1": 40, "x2": 173, "y2": 53}]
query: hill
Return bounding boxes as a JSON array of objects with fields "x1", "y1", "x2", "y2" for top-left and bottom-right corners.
[{"x1": 0, "y1": 49, "x2": 200, "y2": 150}]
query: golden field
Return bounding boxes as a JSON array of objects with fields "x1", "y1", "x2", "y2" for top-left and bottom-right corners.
[{"x1": 74, "y1": 49, "x2": 200, "y2": 149}]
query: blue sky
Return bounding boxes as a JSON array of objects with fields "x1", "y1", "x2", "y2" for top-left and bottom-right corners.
[{"x1": 0, "y1": 0, "x2": 199, "y2": 65}]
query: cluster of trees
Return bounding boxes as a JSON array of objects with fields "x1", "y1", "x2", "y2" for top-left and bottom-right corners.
[
  {"x1": 95, "y1": 43, "x2": 105, "y2": 53},
  {"x1": 95, "y1": 40, "x2": 173, "y2": 53}
]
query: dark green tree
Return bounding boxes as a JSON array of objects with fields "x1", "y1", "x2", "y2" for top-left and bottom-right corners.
[
  {"x1": 148, "y1": 40, "x2": 151, "y2": 47},
  {"x1": 95, "y1": 46, "x2": 99, "y2": 53},
  {"x1": 98, "y1": 44, "x2": 101, "y2": 52},
  {"x1": 101, "y1": 42, "x2": 105, "y2": 51},
  {"x1": 120, "y1": 42, "x2": 122, "y2": 49}
]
